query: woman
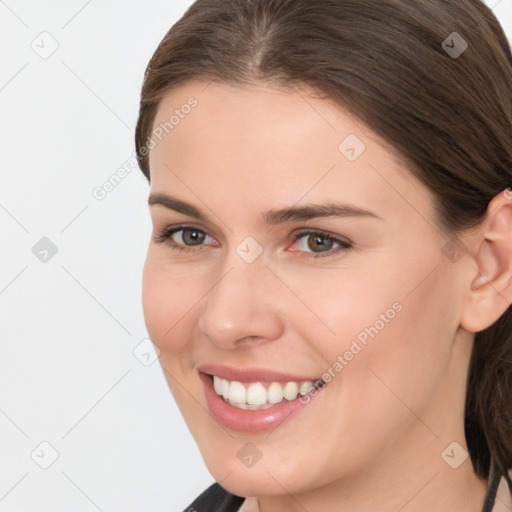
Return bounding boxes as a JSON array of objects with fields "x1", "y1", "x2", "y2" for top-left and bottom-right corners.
[{"x1": 135, "y1": 0, "x2": 512, "y2": 510}]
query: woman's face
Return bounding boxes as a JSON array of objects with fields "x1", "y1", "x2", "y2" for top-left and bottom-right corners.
[{"x1": 143, "y1": 80, "x2": 472, "y2": 497}]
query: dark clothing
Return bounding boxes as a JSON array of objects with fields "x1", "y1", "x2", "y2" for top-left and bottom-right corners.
[{"x1": 183, "y1": 482, "x2": 244, "y2": 512}]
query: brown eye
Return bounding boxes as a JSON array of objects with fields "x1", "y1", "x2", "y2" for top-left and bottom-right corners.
[
  {"x1": 291, "y1": 231, "x2": 352, "y2": 258},
  {"x1": 178, "y1": 228, "x2": 206, "y2": 246},
  {"x1": 154, "y1": 226, "x2": 215, "y2": 251},
  {"x1": 307, "y1": 234, "x2": 336, "y2": 253}
]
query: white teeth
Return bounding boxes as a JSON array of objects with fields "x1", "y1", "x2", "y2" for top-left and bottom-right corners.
[
  {"x1": 228, "y1": 400, "x2": 248, "y2": 410},
  {"x1": 246, "y1": 382, "x2": 267, "y2": 405},
  {"x1": 229, "y1": 381, "x2": 246, "y2": 404},
  {"x1": 248, "y1": 403, "x2": 274, "y2": 410},
  {"x1": 221, "y1": 379, "x2": 230, "y2": 399},
  {"x1": 213, "y1": 376, "x2": 223, "y2": 395},
  {"x1": 299, "y1": 381, "x2": 314, "y2": 396},
  {"x1": 212, "y1": 375, "x2": 323, "y2": 408},
  {"x1": 267, "y1": 382, "x2": 284, "y2": 404},
  {"x1": 283, "y1": 381, "x2": 299, "y2": 400}
]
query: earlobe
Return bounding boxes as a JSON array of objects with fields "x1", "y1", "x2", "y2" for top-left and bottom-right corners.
[{"x1": 461, "y1": 190, "x2": 512, "y2": 333}]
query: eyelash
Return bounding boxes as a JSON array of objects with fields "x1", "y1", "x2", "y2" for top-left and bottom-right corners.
[{"x1": 154, "y1": 224, "x2": 352, "y2": 258}]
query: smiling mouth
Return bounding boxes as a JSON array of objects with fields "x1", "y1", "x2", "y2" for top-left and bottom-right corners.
[{"x1": 207, "y1": 374, "x2": 326, "y2": 410}]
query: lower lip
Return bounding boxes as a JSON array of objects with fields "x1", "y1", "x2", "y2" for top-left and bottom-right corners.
[{"x1": 199, "y1": 372, "x2": 323, "y2": 434}]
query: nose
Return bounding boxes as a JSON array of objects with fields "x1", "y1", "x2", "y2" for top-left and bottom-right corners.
[{"x1": 197, "y1": 257, "x2": 285, "y2": 350}]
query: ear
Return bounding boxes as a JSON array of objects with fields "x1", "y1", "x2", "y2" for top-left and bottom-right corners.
[{"x1": 460, "y1": 190, "x2": 512, "y2": 333}]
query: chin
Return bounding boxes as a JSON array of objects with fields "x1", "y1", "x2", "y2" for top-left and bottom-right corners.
[{"x1": 206, "y1": 462, "x2": 290, "y2": 498}]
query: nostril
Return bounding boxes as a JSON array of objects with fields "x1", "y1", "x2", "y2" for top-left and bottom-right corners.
[{"x1": 235, "y1": 336, "x2": 268, "y2": 347}]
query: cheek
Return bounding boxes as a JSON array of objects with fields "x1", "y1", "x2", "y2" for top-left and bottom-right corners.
[
  {"x1": 273, "y1": 261, "x2": 404, "y2": 359},
  {"x1": 280, "y1": 249, "x2": 458, "y2": 413},
  {"x1": 332, "y1": 262, "x2": 458, "y2": 439},
  {"x1": 141, "y1": 253, "x2": 209, "y2": 421},
  {"x1": 142, "y1": 251, "x2": 204, "y2": 353}
]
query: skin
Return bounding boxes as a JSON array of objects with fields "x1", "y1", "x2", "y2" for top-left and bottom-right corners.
[{"x1": 142, "y1": 79, "x2": 512, "y2": 511}]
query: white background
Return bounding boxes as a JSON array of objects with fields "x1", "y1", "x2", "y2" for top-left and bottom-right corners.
[{"x1": 1, "y1": 1, "x2": 511, "y2": 510}]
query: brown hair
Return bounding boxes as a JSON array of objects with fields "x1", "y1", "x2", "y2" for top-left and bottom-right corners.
[{"x1": 135, "y1": 0, "x2": 512, "y2": 478}]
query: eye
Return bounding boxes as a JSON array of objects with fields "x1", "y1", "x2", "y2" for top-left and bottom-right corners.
[
  {"x1": 154, "y1": 225, "x2": 216, "y2": 251},
  {"x1": 290, "y1": 230, "x2": 352, "y2": 257},
  {"x1": 154, "y1": 225, "x2": 352, "y2": 258}
]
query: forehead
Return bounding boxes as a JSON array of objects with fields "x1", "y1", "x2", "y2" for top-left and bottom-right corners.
[
  {"x1": 149, "y1": 79, "x2": 383, "y2": 167},
  {"x1": 148, "y1": 80, "x2": 432, "y2": 225}
]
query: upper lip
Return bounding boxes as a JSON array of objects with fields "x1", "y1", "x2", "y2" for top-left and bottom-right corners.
[{"x1": 197, "y1": 364, "x2": 322, "y2": 383}]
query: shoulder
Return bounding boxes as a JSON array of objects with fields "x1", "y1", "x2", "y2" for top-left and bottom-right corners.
[{"x1": 183, "y1": 483, "x2": 245, "y2": 512}]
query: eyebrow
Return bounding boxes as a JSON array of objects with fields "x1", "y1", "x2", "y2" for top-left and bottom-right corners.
[
  {"x1": 148, "y1": 193, "x2": 382, "y2": 225},
  {"x1": 149, "y1": 193, "x2": 208, "y2": 220}
]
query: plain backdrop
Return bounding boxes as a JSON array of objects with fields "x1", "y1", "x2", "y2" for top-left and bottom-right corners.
[{"x1": 1, "y1": 1, "x2": 511, "y2": 511}]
